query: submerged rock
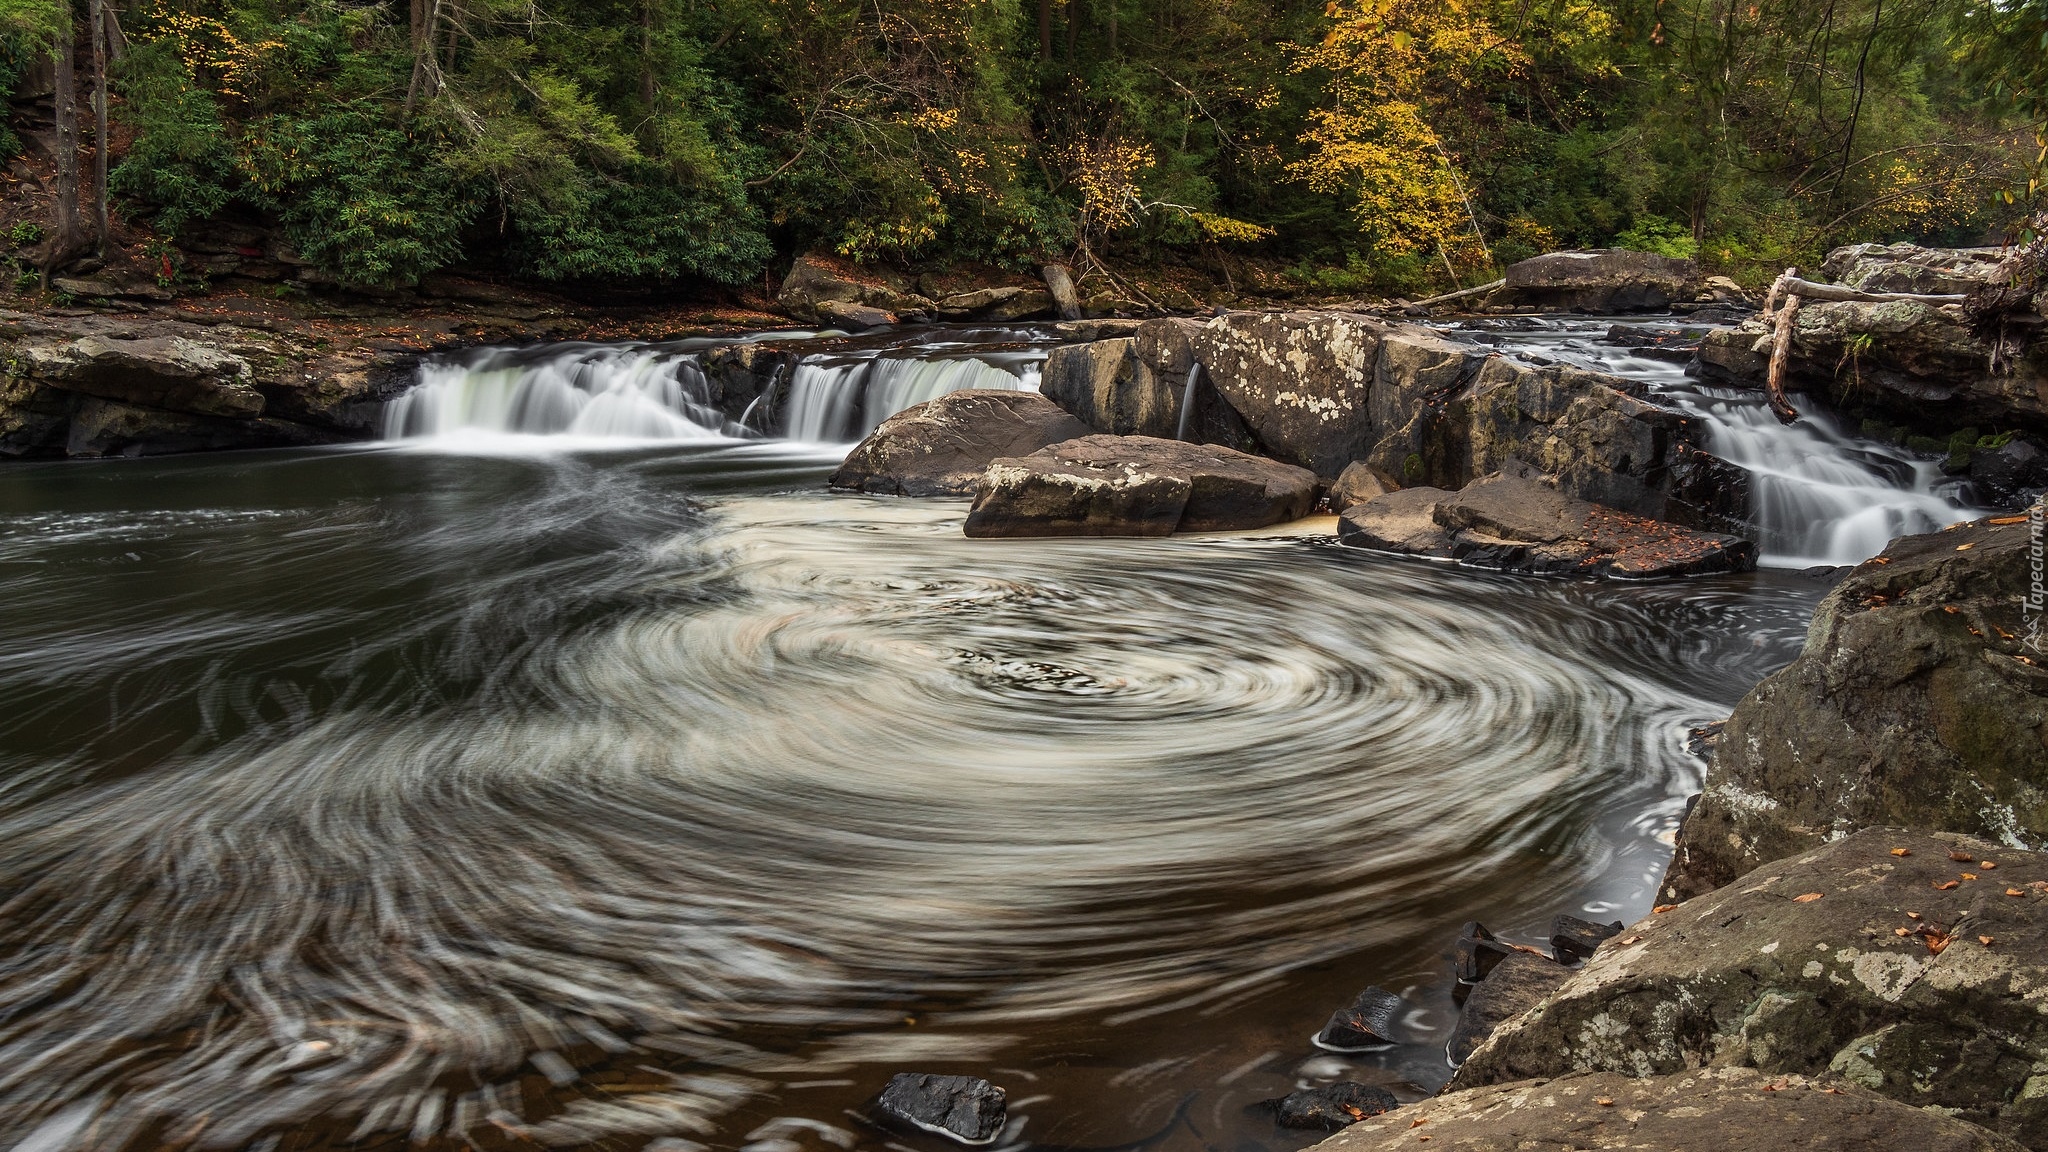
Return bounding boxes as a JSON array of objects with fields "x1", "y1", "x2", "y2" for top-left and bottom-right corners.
[
  {"x1": 830, "y1": 390, "x2": 1089, "y2": 497},
  {"x1": 1313, "y1": 986, "x2": 1405, "y2": 1051},
  {"x1": 1663, "y1": 512, "x2": 2047, "y2": 902},
  {"x1": 1337, "y1": 471, "x2": 1756, "y2": 578},
  {"x1": 875, "y1": 1073, "x2": 1007, "y2": 1145},
  {"x1": 1453, "y1": 828, "x2": 2048, "y2": 1149},
  {"x1": 963, "y1": 435, "x2": 1317, "y2": 538},
  {"x1": 1267, "y1": 1082, "x2": 1398, "y2": 1131},
  {"x1": 1446, "y1": 952, "x2": 1569, "y2": 1067},
  {"x1": 1323, "y1": 1068, "x2": 2024, "y2": 1152},
  {"x1": 1498, "y1": 249, "x2": 1703, "y2": 313}
]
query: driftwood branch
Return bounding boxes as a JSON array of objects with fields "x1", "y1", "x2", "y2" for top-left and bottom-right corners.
[
  {"x1": 1763, "y1": 268, "x2": 1803, "y2": 425},
  {"x1": 1774, "y1": 275, "x2": 1965, "y2": 306},
  {"x1": 1410, "y1": 278, "x2": 1506, "y2": 309}
]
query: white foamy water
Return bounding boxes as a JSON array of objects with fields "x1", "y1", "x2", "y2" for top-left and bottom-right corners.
[
  {"x1": 1448, "y1": 318, "x2": 1977, "y2": 566},
  {"x1": 384, "y1": 331, "x2": 1046, "y2": 447}
]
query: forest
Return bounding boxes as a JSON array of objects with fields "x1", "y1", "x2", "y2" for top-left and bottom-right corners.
[{"x1": 0, "y1": 0, "x2": 2043, "y2": 298}]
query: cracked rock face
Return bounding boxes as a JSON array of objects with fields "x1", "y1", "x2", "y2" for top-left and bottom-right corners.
[
  {"x1": 1315, "y1": 1067, "x2": 2024, "y2": 1152},
  {"x1": 1452, "y1": 828, "x2": 2048, "y2": 1149},
  {"x1": 1664, "y1": 512, "x2": 2048, "y2": 901}
]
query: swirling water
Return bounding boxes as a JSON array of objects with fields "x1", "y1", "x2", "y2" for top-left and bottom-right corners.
[{"x1": 0, "y1": 430, "x2": 1825, "y2": 1152}]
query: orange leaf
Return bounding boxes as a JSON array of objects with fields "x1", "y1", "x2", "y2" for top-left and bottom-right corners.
[
  {"x1": 1906, "y1": 911, "x2": 1921, "y2": 919},
  {"x1": 1594, "y1": 1097, "x2": 1615, "y2": 1106},
  {"x1": 1963, "y1": 873, "x2": 1979, "y2": 881},
  {"x1": 1894, "y1": 927, "x2": 1911, "y2": 936},
  {"x1": 1890, "y1": 848, "x2": 1911, "y2": 857},
  {"x1": 1792, "y1": 892, "x2": 1824, "y2": 903},
  {"x1": 1979, "y1": 935, "x2": 1995, "y2": 946},
  {"x1": 2008, "y1": 888, "x2": 2025, "y2": 897},
  {"x1": 1653, "y1": 904, "x2": 1677, "y2": 914},
  {"x1": 1981, "y1": 861, "x2": 1997, "y2": 869},
  {"x1": 1949, "y1": 851, "x2": 1975, "y2": 862},
  {"x1": 1934, "y1": 880, "x2": 1959, "y2": 890}
]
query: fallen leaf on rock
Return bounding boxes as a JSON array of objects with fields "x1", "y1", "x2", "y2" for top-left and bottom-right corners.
[
  {"x1": 1950, "y1": 851, "x2": 1975, "y2": 862},
  {"x1": 1620, "y1": 935, "x2": 1641, "y2": 945},
  {"x1": 1981, "y1": 861, "x2": 1997, "y2": 869},
  {"x1": 1891, "y1": 848, "x2": 1911, "y2": 857},
  {"x1": 1793, "y1": 892, "x2": 1824, "y2": 902},
  {"x1": 1990, "y1": 515, "x2": 2029, "y2": 525},
  {"x1": 1411, "y1": 1118, "x2": 1427, "y2": 1128},
  {"x1": 1956, "y1": 543, "x2": 1976, "y2": 551},
  {"x1": 1935, "y1": 880, "x2": 1959, "y2": 890},
  {"x1": 1918, "y1": 929, "x2": 1952, "y2": 955},
  {"x1": 1980, "y1": 936, "x2": 1995, "y2": 946},
  {"x1": 1418, "y1": 1137, "x2": 1430, "y2": 1143},
  {"x1": 2008, "y1": 888, "x2": 2025, "y2": 897},
  {"x1": 1943, "y1": 605, "x2": 1962, "y2": 614},
  {"x1": 1595, "y1": 1097, "x2": 1614, "y2": 1107},
  {"x1": 1869, "y1": 556, "x2": 1891, "y2": 564},
  {"x1": 1653, "y1": 904, "x2": 1677, "y2": 914},
  {"x1": 1906, "y1": 911, "x2": 1921, "y2": 919},
  {"x1": 1962, "y1": 873, "x2": 1979, "y2": 881},
  {"x1": 1821, "y1": 1088, "x2": 1845, "y2": 1095},
  {"x1": 1894, "y1": 927, "x2": 1912, "y2": 936}
]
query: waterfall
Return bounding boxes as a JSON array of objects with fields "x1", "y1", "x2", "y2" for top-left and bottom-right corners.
[
  {"x1": 1176, "y1": 363, "x2": 1204, "y2": 442},
  {"x1": 384, "y1": 337, "x2": 1044, "y2": 446},
  {"x1": 1441, "y1": 320, "x2": 1978, "y2": 568},
  {"x1": 1664, "y1": 384, "x2": 1968, "y2": 566}
]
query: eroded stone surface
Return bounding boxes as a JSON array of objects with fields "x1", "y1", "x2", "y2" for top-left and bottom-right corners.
[
  {"x1": 1317, "y1": 1067, "x2": 2024, "y2": 1152},
  {"x1": 830, "y1": 390, "x2": 1090, "y2": 497},
  {"x1": 1457, "y1": 828, "x2": 2048, "y2": 1148},
  {"x1": 1664, "y1": 513, "x2": 2048, "y2": 900},
  {"x1": 964, "y1": 434, "x2": 1317, "y2": 537},
  {"x1": 1499, "y1": 249, "x2": 1703, "y2": 313}
]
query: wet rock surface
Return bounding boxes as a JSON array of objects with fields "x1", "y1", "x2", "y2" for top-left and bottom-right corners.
[
  {"x1": 1455, "y1": 828, "x2": 2048, "y2": 1148},
  {"x1": 964, "y1": 435, "x2": 1318, "y2": 537},
  {"x1": 875, "y1": 1073, "x2": 1007, "y2": 1144},
  {"x1": 1663, "y1": 513, "x2": 2047, "y2": 901},
  {"x1": 1315, "y1": 986, "x2": 1407, "y2": 1051},
  {"x1": 1447, "y1": 953, "x2": 1569, "y2": 1067},
  {"x1": 1498, "y1": 249, "x2": 1703, "y2": 313},
  {"x1": 1317, "y1": 1067, "x2": 2026, "y2": 1152},
  {"x1": 1267, "y1": 1082, "x2": 1399, "y2": 1131},
  {"x1": 1326, "y1": 460, "x2": 1395, "y2": 512},
  {"x1": 829, "y1": 390, "x2": 1089, "y2": 497},
  {"x1": 1337, "y1": 471, "x2": 1756, "y2": 578}
]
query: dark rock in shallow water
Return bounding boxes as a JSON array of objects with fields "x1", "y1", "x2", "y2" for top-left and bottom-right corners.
[
  {"x1": 1967, "y1": 433, "x2": 2048, "y2": 508},
  {"x1": 830, "y1": 390, "x2": 1089, "y2": 497},
  {"x1": 1452, "y1": 925, "x2": 1511, "y2": 985},
  {"x1": 964, "y1": 435, "x2": 1318, "y2": 538},
  {"x1": 1446, "y1": 952, "x2": 1569, "y2": 1067},
  {"x1": 1455, "y1": 828, "x2": 2048, "y2": 1150},
  {"x1": 1331, "y1": 1068, "x2": 2025, "y2": 1152},
  {"x1": 1549, "y1": 914, "x2": 1623, "y2": 963},
  {"x1": 1267, "y1": 1082, "x2": 1399, "y2": 1130},
  {"x1": 875, "y1": 1073, "x2": 1007, "y2": 1145},
  {"x1": 1338, "y1": 470, "x2": 1756, "y2": 578},
  {"x1": 1662, "y1": 513, "x2": 2047, "y2": 903},
  {"x1": 1314, "y1": 986, "x2": 1404, "y2": 1051}
]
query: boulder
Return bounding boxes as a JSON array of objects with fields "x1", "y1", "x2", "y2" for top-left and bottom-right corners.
[
  {"x1": 830, "y1": 390, "x2": 1090, "y2": 497},
  {"x1": 964, "y1": 435, "x2": 1318, "y2": 538},
  {"x1": 11, "y1": 334, "x2": 263, "y2": 418},
  {"x1": 1318, "y1": 1068, "x2": 2025, "y2": 1152},
  {"x1": 1037, "y1": 339, "x2": 1181, "y2": 439},
  {"x1": 1694, "y1": 244, "x2": 2048, "y2": 435},
  {"x1": 1178, "y1": 311, "x2": 1385, "y2": 479},
  {"x1": 1447, "y1": 953, "x2": 1570, "y2": 1067},
  {"x1": 700, "y1": 343, "x2": 799, "y2": 430},
  {"x1": 1499, "y1": 249, "x2": 1703, "y2": 313},
  {"x1": 932, "y1": 286, "x2": 1055, "y2": 322},
  {"x1": 875, "y1": 1073, "x2": 1006, "y2": 1145},
  {"x1": 1967, "y1": 433, "x2": 2048, "y2": 508},
  {"x1": 1822, "y1": 242, "x2": 2009, "y2": 296},
  {"x1": 775, "y1": 254, "x2": 931, "y2": 326},
  {"x1": 1337, "y1": 471, "x2": 1757, "y2": 578},
  {"x1": 1326, "y1": 460, "x2": 1395, "y2": 512},
  {"x1": 1266, "y1": 1083, "x2": 1398, "y2": 1131},
  {"x1": 1662, "y1": 513, "x2": 2048, "y2": 902},
  {"x1": 1454, "y1": 828, "x2": 2048, "y2": 1149},
  {"x1": 62, "y1": 396, "x2": 345, "y2": 457}
]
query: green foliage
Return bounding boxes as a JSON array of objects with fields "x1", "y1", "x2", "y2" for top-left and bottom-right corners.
[
  {"x1": 1614, "y1": 215, "x2": 1698, "y2": 260},
  {"x1": 108, "y1": 41, "x2": 238, "y2": 237}
]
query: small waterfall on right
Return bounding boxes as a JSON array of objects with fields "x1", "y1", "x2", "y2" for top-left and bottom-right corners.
[{"x1": 1661, "y1": 382, "x2": 1970, "y2": 566}]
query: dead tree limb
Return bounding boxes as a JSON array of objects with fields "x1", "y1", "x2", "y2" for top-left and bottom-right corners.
[
  {"x1": 1410, "y1": 278, "x2": 1506, "y2": 309},
  {"x1": 1765, "y1": 276, "x2": 1803, "y2": 425}
]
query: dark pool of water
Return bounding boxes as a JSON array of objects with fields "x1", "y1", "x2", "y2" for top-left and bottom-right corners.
[{"x1": 0, "y1": 440, "x2": 1827, "y2": 1152}]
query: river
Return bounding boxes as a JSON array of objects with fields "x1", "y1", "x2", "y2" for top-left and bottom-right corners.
[{"x1": 0, "y1": 317, "x2": 1973, "y2": 1152}]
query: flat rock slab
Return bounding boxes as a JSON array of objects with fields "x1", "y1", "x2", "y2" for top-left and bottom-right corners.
[
  {"x1": 1664, "y1": 513, "x2": 2047, "y2": 900},
  {"x1": 1337, "y1": 471, "x2": 1755, "y2": 577},
  {"x1": 1454, "y1": 828, "x2": 2048, "y2": 1148},
  {"x1": 830, "y1": 390, "x2": 1089, "y2": 497},
  {"x1": 1500, "y1": 249, "x2": 1702, "y2": 313},
  {"x1": 15, "y1": 334, "x2": 262, "y2": 418},
  {"x1": 964, "y1": 435, "x2": 1317, "y2": 537},
  {"x1": 1314, "y1": 1068, "x2": 2024, "y2": 1152}
]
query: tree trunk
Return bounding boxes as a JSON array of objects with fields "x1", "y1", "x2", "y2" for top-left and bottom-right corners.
[
  {"x1": 90, "y1": 0, "x2": 109, "y2": 255},
  {"x1": 404, "y1": 0, "x2": 443, "y2": 113},
  {"x1": 1038, "y1": 0, "x2": 1052, "y2": 60},
  {"x1": 47, "y1": 11, "x2": 83, "y2": 278},
  {"x1": 640, "y1": 0, "x2": 655, "y2": 111},
  {"x1": 1065, "y1": 0, "x2": 1079, "y2": 59}
]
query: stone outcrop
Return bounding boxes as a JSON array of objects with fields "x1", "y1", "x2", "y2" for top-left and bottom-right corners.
[
  {"x1": 964, "y1": 435, "x2": 1318, "y2": 537},
  {"x1": 778, "y1": 255, "x2": 1057, "y2": 326},
  {"x1": 1315, "y1": 1067, "x2": 2024, "y2": 1152},
  {"x1": 1447, "y1": 953, "x2": 1570, "y2": 1067},
  {"x1": 1498, "y1": 249, "x2": 1704, "y2": 313},
  {"x1": 1042, "y1": 313, "x2": 1748, "y2": 533},
  {"x1": 0, "y1": 314, "x2": 416, "y2": 458},
  {"x1": 1336, "y1": 471, "x2": 1757, "y2": 578},
  {"x1": 1663, "y1": 512, "x2": 2047, "y2": 902},
  {"x1": 830, "y1": 390, "x2": 1090, "y2": 497},
  {"x1": 1695, "y1": 244, "x2": 2048, "y2": 435},
  {"x1": 1453, "y1": 828, "x2": 2048, "y2": 1150}
]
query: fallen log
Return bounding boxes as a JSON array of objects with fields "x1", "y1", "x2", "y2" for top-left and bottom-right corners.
[
  {"x1": 1410, "y1": 278, "x2": 1507, "y2": 309},
  {"x1": 1773, "y1": 275, "x2": 1965, "y2": 306},
  {"x1": 1764, "y1": 271, "x2": 1802, "y2": 424}
]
